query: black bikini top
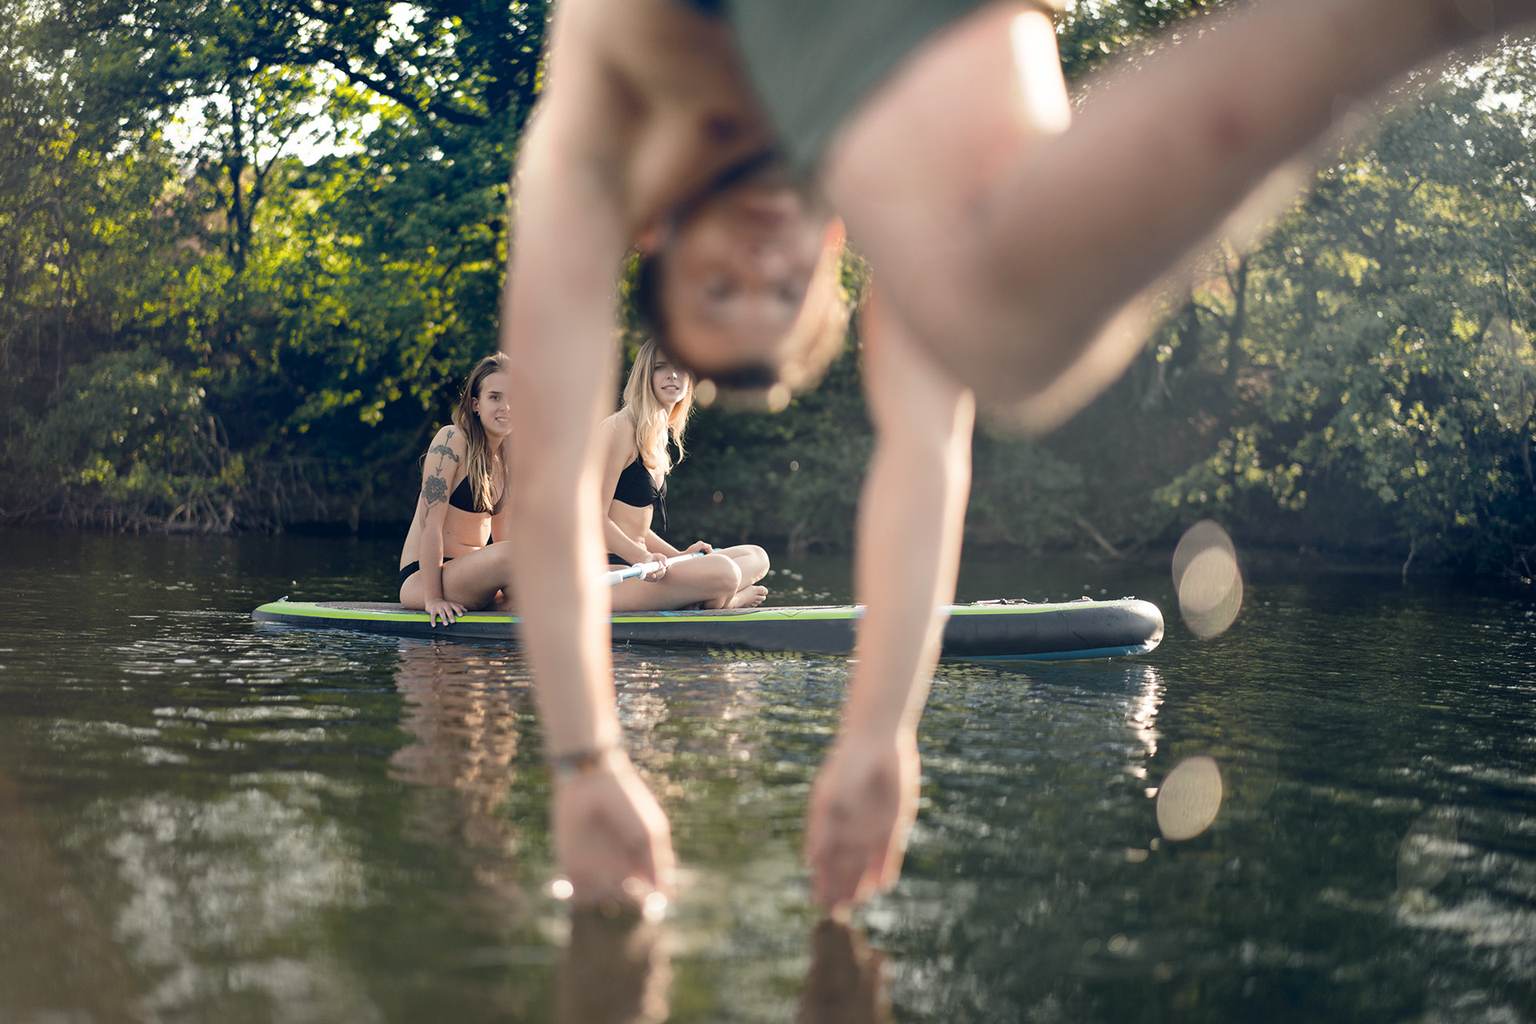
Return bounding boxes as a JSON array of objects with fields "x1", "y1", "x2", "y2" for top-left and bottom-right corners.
[
  {"x1": 612, "y1": 456, "x2": 667, "y2": 532},
  {"x1": 448, "y1": 475, "x2": 500, "y2": 515}
]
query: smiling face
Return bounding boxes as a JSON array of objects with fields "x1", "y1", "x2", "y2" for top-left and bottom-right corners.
[
  {"x1": 650, "y1": 352, "x2": 690, "y2": 410},
  {"x1": 643, "y1": 178, "x2": 849, "y2": 398},
  {"x1": 471, "y1": 371, "x2": 513, "y2": 441}
]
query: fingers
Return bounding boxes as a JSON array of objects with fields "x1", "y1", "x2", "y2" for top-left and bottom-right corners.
[
  {"x1": 425, "y1": 601, "x2": 465, "y2": 626},
  {"x1": 628, "y1": 818, "x2": 676, "y2": 899},
  {"x1": 807, "y1": 799, "x2": 873, "y2": 909},
  {"x1": 553, "y1": 770, "x2": 676, "y2": 913},
  {"x1": 806, "y1": 770, "x2": 910, "y2": 910},
  {"x1": 811, "y1": 833, "x2": 870, "y2": 909}
]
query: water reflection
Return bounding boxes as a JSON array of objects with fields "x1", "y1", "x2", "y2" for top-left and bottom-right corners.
[
  {"x1": 0, "y1": 769, "x2": 141, "y2": 1019},
  {"x1": 389, "y1": 640, "x2": 532, "y2": 912},
  {"x1": 798, "y1": 919, "x2": 892, "y2": 1024},
  {"x1": 557, "y1": 911, "x2": 672, "y2": 1024},
  {"x1": 1126, "y1": 664, "x2": 1164, "y2": 780},
  {"x1": 550, "y1": 912, "x2": 896, "y2": 1024},
  {"x1": 1396, "y1": 807, "x2": 1461, "y2": 900},
  {"x1": 7, "y1": 525, "x2": 1536, "y2": 1021}
]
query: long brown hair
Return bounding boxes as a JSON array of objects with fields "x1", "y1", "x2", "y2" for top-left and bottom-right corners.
[
  {"x1": 621, "y1": 339, "x2": 692, "y2": 475},
  {"x1": 450, "y1": 353, "x2": 510, "y2": 513}
]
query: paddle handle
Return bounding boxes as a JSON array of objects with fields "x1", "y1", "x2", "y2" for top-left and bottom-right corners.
[{"x1": 604, "y1": 550, "x2": 707, "y2": 586}]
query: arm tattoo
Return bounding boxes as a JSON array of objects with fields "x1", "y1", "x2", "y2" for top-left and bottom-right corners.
[
  {"x1": 429, "y1": 430, "x2": 460, "y2": 472},
  {"x1": 424, "y1": 474, "x2": 449, "y2": 508}
]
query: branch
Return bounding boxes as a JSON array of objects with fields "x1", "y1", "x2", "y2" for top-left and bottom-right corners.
[
  {"x1": 292, "y1": 42, "x2": 487, "y2": 128},
  {"x1": 1073, "y1": 513, "x2": 1125, "y2": 560}
]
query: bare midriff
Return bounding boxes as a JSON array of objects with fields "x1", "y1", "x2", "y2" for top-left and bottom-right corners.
[{"x1": 398, "y1": 504, "x2": 493, "y2": 569}]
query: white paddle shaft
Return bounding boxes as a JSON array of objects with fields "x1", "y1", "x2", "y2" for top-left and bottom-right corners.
[{"x1": 604, "y1": 550, "x2": 707, "y2": 586}]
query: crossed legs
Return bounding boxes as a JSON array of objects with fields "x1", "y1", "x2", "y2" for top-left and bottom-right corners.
[{"x1": 610, "y1": 546, "x2": 771, "y2": 612}]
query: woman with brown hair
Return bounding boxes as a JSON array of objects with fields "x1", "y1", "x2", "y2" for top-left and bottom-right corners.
[{"x1": 397, "y1": 354, "x2": 520, "y2": 625}]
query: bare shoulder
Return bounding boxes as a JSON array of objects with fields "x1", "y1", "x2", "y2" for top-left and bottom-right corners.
[
  {"x1": 426, "y1": 425, "x2": 468, "y2": 462},
  {"x1": 597, "y1": 411, "x2": 637, "y2": 462},
  {"x1": 597, "y1": 410, "x2": 630, "y2": 444}
]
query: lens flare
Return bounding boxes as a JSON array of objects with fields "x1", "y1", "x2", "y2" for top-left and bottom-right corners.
[
  {"x1": 1172, "y1": 520, "x2": 1243, "y2": 639},
  {"x1": 1156, "y1": 755, "x2": 1223, "y2": 841}
]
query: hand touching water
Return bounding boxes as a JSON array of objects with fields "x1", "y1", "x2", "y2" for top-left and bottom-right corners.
[
  {"x1": 552, "y1": 752, "x2": 675, "y2": 908},
  {"x1": 805, "y1": 728, "x2": 920, "y2": 910}
]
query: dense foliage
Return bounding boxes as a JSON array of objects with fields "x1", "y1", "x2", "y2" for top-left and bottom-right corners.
[{"x1": 1, "y1": 0, "x2": 1532, "y2": 578}]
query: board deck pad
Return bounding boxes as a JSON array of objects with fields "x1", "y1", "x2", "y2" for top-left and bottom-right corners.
[{"x1": 253, "y1": 597, "x2": 1164, "y2": 661}]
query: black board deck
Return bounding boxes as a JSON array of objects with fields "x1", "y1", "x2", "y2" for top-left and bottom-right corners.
[{"x1": 252, "y1": 597, "x2": 1164, "y2": 661}]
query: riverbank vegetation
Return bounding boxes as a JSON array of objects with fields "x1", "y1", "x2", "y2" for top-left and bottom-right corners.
[{"x1": 2, "y1": 0, "x2": 1532, "y2": 578}]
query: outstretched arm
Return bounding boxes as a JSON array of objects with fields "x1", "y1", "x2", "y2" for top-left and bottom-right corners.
[
  {"x1": 806, "y1": 291, "x2": 975, "y2": 910},
  {"x1": 499, "y1": 15, "x2": 673, "y2": 905}
]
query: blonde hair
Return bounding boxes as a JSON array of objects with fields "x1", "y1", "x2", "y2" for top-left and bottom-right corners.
[
  {"x1": 621, "y1": 339, "x2": 693, "y2": 475},
  {"x1": 450, "y1": 353, "x2": 511, "y2": 513}
]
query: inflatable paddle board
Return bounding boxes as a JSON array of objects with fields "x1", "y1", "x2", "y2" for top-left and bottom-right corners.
[{"x1": 252, "y1": 597, "x2": 1163, "y2": 661}]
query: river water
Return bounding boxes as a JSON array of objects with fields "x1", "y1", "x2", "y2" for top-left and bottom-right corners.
[{"x1": 0, "y1": 527, "x2": 1532, "y2": 1022}]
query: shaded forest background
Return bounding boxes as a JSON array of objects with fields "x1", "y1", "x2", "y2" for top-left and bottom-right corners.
[{"x1": 2, "y1": 0, "x2": 1534, "y2": 578}]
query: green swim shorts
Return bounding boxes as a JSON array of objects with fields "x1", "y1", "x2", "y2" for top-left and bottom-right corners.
[{"x1": 721, "y1": 0, "x2": 1065, "y2": 175}]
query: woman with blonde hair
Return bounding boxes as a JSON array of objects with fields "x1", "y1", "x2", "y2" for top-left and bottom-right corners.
[
  {"x1": 397, "y1": 354, "x2": 520, "y2": 625},
  {"x1": 600, "y1": 339, "x2": 769, "y2": 611}
]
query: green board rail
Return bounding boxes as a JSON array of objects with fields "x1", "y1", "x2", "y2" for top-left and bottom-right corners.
[{"x1": 252, "y1": 597, "x2": 1164, "y2": 661}]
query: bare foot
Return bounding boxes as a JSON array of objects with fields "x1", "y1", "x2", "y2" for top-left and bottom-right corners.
[{"x1": 728, "y1": 585, "x2": 768, "y2": 609}]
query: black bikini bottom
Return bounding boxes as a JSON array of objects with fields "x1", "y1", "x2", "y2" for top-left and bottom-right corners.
[{"x1": 398, "y1": 556, "x2": 452, "y2": 590}]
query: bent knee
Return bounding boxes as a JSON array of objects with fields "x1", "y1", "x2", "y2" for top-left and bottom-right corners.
[
  {"x1": 494, "y1": 539, "x2": 517, "y2": 567},
  {"x1": 702, "y1": 554, "x2": 742, "y2": 596}
]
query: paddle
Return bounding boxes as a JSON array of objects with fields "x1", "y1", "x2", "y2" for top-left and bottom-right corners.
[{"x1": 604, "y1": 550, "x2": 707, "y2": 586}]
